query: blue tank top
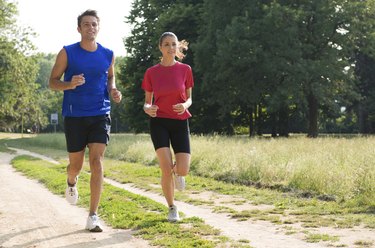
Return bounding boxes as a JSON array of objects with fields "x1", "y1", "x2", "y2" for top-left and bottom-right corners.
[{"x1": 62, "y1": 42, "x2": 113, "y2": 117}]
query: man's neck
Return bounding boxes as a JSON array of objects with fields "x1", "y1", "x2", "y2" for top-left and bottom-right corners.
[{"x1": 80, "y1": 40, "x2": 97, "y2": 52}]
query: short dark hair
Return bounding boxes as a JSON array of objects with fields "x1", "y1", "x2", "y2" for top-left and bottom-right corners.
[{"x1": 77, "y1": 9, "x2": 100, "y2": 27}]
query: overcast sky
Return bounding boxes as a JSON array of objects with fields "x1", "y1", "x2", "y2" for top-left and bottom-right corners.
[{"x1": 15, "y1": 0, "x2": 133, "y2": 56}]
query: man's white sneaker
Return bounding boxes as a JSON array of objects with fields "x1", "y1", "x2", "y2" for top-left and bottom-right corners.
[
  {"x1": 65, "y1": 177, "x2": 78, "y2": 205},
  {"x1": 86, "y1": 214, "x2": 103, "y2": 232},
  {"x1": 167, "y1": 205, "x2": 180, "y2": 222},
  {"x1": 174, "y1": 173, "x2": 185, "y2": 191}
]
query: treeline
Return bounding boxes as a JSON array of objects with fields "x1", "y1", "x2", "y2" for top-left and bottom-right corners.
[
  {"x1": 1, "y1": 0, "x2": 375, "y2": 137},
  {"x1": 0, "y1": 0, "x2": 50, "y2": 133},
  {"x1": 120, "y1": 0, "x2": 375, "y2": 137}
]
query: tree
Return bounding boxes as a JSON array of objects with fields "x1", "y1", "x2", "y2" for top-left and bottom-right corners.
[
  {"x1": 0, "y1": 0, "x2": 42, "y2": 132},
  {"x1": 120, "y1": 0, "x2": 162, "y2": 133},
  {"x1": 213, "y1": 2, "x2": 305, "y2": 137},
  {"x1": 121, "y1": 0, "x2": 202, "y2": 133},
  {"x1": 33, "y1": 53, "x2": 61, "y2": 132},
  {"x1": 349, "y1": 0, "x2": 375, "y2": 133},
  {"x1": 290, "y1": 0, "x2": 357, "y2": 137},
  {"x1": 110, "y1": 56, "x2": 130, "y2": 133},
  {"x1": 193, "y1": 0, "x2": 251, "y2": 134}
]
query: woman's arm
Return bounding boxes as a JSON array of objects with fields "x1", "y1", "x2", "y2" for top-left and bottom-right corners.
[
  {"x1": 143, "y1": 91, "x2": 158, "y2": 117},
  {"x1": 173, "y1": 87, "x2": 192, "y2": 115}
]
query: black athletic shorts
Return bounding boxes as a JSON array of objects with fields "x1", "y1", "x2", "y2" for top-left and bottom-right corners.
[
  {"x1": 149, "y1": 117, "x2": 190, "y2": 154},
  {"x1": 64, "y1": 114, "x2": 111, "y2": 153}
]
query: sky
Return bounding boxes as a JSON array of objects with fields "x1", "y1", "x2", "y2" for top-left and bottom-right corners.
[{"x1": 14, "y1": 0, "x2": 133, "y2": 56}]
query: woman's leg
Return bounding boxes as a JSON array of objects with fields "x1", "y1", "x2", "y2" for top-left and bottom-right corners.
[
  {"x1": 174, "y1": 153, "x2": 190, "y2": 176},
  {"x1": 155, "y1": 147, "x2": 175, "y2": 206}
]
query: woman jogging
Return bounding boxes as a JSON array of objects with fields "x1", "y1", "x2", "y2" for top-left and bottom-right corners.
[{"x1": 141, "y1": 32, "x2": 194, "y2": 222}]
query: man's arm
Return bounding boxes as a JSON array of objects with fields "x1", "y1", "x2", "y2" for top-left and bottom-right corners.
[
  {"x1": 49, "y1": 48, "x2": 85, "y2": 91},
  {"x1": 107, "y1": 54, "x2": 122, "y2": 103}
]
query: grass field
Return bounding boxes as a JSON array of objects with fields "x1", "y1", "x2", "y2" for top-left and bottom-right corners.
[
  {"x1": 1, "y1": 132, "x2": 375, "y2": 247},
  {"x1": 2, "y1": 132, "x2": 374, "y2": 207}
]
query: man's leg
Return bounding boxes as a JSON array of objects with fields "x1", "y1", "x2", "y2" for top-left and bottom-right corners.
[
  {"x1": 87, "y1": 143, "x2": 106, "y2": 215},
  {"x1": 65, "y1": 150, "x2": 85, "y2": 205},
  {"x1": 67, "y1": 150, "x2": 85, "y2": 185}
]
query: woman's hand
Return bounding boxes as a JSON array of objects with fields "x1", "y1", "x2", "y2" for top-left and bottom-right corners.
[
  {"x1": 144, "y1": 103, "x2": 159, "y2": 117},
  {"x1": 172, "y1": 103, "x2": 186, "y2": 115}
]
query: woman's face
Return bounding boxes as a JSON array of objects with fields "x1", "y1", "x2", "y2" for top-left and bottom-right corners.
[{"x1": 159, "y1": 35, "x2": 178, "y2": 59}]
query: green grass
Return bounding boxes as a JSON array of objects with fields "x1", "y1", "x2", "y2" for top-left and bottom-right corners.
[
  {"x1": 2, "y1": 132, "x2": 375, "y2": 247},
  {"x1": 2, "y1": 132, "x2": 375, "y2": 208},
  {"x1": 354, "y1": 240, "x2": 374, "y2": 247},
  {"x1": 304, "y1": 232, "x2": 339, "y2": 243},
  {"x1": 11, "y1": 155, "x2": 248, "y2": 248}
]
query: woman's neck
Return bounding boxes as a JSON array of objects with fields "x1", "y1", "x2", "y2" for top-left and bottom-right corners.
[{"x1": 160, "y1": 58, "x2": 176, "y2": 67}]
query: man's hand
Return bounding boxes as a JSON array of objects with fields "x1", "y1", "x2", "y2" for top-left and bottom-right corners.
[
  {"x1": 69, "y1": 74, "x2": 85, "y2": 89},
  {"x1": 110, "y1": 88, "x2": 122, "y2": 103}
]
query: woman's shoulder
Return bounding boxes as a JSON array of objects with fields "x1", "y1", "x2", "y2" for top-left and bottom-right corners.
[
  {"x1": 176, "y1": 62, "x2": 192, "y2": 72},
  {"x1": 146, "y1": 64, "x2": 161, "y2": 73}
]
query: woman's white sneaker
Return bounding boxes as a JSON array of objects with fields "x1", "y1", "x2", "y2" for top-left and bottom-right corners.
[
  {"x1": 86, "y1": 214, "x2": 103, "y2": 232},
  {"x1": 174, "y1": 173, "x2": 185, "y2": 191},
  {"x1": 167, "y1": 205, "x2": 180, "y2": 222}
]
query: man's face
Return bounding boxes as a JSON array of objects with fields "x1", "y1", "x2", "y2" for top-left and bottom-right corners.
[{"x1": 78, "y1": 15, "x2": 99, "y2": 41}]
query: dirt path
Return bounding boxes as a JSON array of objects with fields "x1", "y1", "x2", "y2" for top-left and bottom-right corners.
[
  {"x1": 106, "y1": 179, "x2": 320, "y2": 248},
  {"x1": 2, "y1": 148, "x2": 375, "y2": 248},
  {"x1": 0, "y1": 152, "x2": 151, "y2": 248}
]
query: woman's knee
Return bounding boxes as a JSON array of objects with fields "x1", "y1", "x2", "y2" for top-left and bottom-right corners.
[{"x1": 175, "y1": 163, "x2": 189, "y2": 176}]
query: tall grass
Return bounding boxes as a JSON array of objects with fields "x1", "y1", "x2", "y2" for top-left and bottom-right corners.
[
  {"x1": 192, "y1": 135, "x2": 375, "y2": 205},
  {"x1": 3, "y1": 133, "x2": 375, "y2": 206}
]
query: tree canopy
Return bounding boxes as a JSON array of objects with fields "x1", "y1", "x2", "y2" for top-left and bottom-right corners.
[{"x1": 2, "y1": 0, "x2": 375, "y2": 137}]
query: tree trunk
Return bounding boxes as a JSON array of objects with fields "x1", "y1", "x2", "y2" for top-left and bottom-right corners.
[
  {"x1": 249, "y1": 108, "x2": 254, "y2": 137},
  {"x1": 270, "y1": 112, "x2": 277, "y2": 137},
  {"x1": 256, "y1": 104, "x2": 263, "y2": 136},
  {"x1": 358, "y1": 103, "x2": 369, "y2": 133},
  {"x1": 307, "y1": 93, "x2": 318, "y2": 138},
  {"x1": 278, "y1": 106, "x2": 289, "y2": 137}
]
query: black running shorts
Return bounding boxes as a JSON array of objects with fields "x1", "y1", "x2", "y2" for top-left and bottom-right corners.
[
  {"x1": 64, "y1": 114, "x2": 111, "y2": 153},
  {"x1": 149, "y1": 117, "x2": 190, "y2": 154}
]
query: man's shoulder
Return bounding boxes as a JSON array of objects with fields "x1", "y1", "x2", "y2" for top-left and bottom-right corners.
[
  {"x1": 64, "y1": 42, "x2": 80, "y2": 50},
  {"x1": 97, "y1": 43, "x2": 113, "y2": 53}
]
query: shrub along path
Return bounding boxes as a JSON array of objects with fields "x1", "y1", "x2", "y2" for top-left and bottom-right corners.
[{"x1": 2, "y1": 148, "x2": 375, "y2": 248}]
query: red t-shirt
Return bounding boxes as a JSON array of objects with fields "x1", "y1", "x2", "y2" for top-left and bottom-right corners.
[{"x1": 141, "y1": 62, "x2": 194, "y2": 120}]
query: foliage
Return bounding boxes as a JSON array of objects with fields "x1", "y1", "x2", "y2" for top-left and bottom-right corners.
[
  {"x1": 0, "y1": 0, "x2": 43, "y2": 132},
  {"x1": 121, "y1": 0, "x2": 202, "y2": 133},
  {"x1": 2, "y1": 0, "x2": 375, "y2": 135},
  {"x1": 348, "y1": 0, "x2": 375, "y2": 133},
  {"x1": 119, "y1": 0, "x2": 160, "y2": 133}
]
